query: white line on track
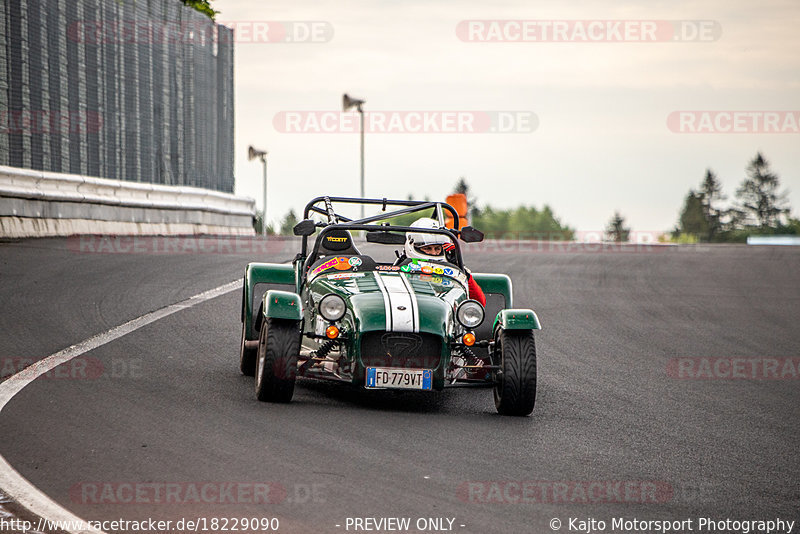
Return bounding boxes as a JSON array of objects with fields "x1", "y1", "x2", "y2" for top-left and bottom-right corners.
[{"x1": 0, "y1": 280, "x2": 241, "y2": 534}]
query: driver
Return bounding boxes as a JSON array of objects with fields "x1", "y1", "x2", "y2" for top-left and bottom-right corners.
[{"x1": 405, "y1": 218, "x2": 486, "y2": 306}]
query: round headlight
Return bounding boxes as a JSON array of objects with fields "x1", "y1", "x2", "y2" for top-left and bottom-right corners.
[
  {"x1": 318, "y1": 294, "x2": 346, "y2": 322},
  {"x1": 456, "y1": 299, "x2": 485, "y2": 328}
]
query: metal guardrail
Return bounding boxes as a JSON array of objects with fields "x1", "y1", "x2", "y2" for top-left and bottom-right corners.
[
  {"x1": 746, "y1": 235, "x2": 800, "y2": 246},
  {"x1": 0, "y1": 166, "x2": 253, "y2": 216},
  {"x1": 0, "y1": 165, "x2": 255, "y2": 238}
]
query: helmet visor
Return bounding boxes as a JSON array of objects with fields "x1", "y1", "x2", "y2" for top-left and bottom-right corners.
[{"x1": 414, "y1": 243, "x2": 444, "y2": 257}]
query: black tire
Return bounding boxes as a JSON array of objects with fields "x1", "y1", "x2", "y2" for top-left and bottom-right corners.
[
  {"x1": 255, "y1": 318, "x2": 300, "y2": 403},
  {"x1": 239, "y1": 319, "x2": 257, "y2": 376},
  {"x1": 493, "y1": 329, "x2": 537, "y2": 416}
]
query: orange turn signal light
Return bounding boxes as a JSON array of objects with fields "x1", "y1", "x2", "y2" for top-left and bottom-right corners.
[
  {"x1": 462, "y1": 332, "x2": 476, "y2": 346},
  {"x1": 325, "y1": 325, "x2": 340, "y2": 339}
]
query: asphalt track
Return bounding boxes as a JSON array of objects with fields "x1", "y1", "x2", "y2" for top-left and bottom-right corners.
[{"x1": 0, "y1": 237, "x2": 798, "y2": 534}]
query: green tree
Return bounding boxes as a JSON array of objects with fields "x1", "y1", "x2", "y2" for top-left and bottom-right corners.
[
  {"x1": 472, "y1": 205, "x2": 511, "y2": 237},
  {"x1": 677, "y1": 191, "x2": 709, "y2": 237},
  {"x1": 373, "y1": 192, "x2": 575, "y2": 240},
  {"x1": 735, "y1": 152, "x2": 789, "y2": 228},
  {"x1": 605, "y1": 211, "x2": 630, "y2": 242},
  {"x1": 699, "y1": 169, "x2": 725, "y2": 240},
  {"x1": 472, "y1": 204, "x2": 573, "y2": 240},
  {"x1": 253, "y1": 213, "x2": 275, "y2": 236},
  {"x1": 279, "y1": 209, "x2": 299, "y2": 235},
  {"x1": 181, "y1": 0, "x2": 218, "y2": 20},
  {"x1": 783, "y1": 217, "x2": 800, "y2": 235}
]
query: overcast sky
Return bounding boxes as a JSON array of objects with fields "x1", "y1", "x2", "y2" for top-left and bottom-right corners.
[{"x1": 220, "y1": 0, "x2": 799, "y2": 233}]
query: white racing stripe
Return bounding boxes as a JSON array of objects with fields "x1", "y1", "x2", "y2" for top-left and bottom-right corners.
[
  {"x1": 0, "y1": 280, "x2": 240, "y2": 534},
  {"x1": 373, "y1": 273, "x2": 394, "y2": 331},
  {"x1": 398, "y1": 273, "x2": 420, "y2": 333},
  {"x1": 375, "y1": 273, "x2": 418, "y2": 332}
]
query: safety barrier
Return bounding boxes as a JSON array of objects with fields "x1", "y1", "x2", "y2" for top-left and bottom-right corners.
[{"x1": 0, "y1": 166, "x2": 255, "y2": 238}]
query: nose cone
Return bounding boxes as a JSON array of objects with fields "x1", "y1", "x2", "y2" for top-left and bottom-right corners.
[
  {"x1": 411, "y1": 294, "x2": 450, "y2": 335},
  {"x1": 349, "y1": 292, "x2": 451, "y2": 336}
]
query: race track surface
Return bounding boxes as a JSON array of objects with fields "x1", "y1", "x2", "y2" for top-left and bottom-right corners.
[{"x1": 1, "y1": 237, "x2": 798, "y2": 533}]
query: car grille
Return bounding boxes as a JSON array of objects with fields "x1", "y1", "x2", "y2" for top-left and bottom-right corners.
[{"x1": 360, "y1": 332, "x2": 442, "y2": 370}]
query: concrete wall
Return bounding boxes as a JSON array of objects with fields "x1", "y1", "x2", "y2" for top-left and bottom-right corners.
[{"x1": 0, "y1": 165, "x2": 254, "y2": 238}]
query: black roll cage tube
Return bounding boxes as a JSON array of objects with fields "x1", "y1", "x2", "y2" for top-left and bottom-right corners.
[
  {"x1": 303, "y1": 196, "x2": 460, "y2": 229},
  {"x1": 300, "y1": 196, "x2": 465, "y2": 271}
]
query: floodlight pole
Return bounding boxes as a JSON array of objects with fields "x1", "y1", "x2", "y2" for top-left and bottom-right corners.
[
  {"x1": 261, "y1": 154, "x2": 268, "y2": 235},
  {"x1": 343, "y1": 94, "x2": 367, "y2": 219},
  {"x1": 358, "y1": 104, "x2": 365, "y2": 219},
  {"x1": 248, "y1": 145, "x2": 269, "y2": 235}
]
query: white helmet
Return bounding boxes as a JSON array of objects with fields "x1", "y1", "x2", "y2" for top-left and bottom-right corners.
[{"x1": 405, "y1": 218, "x2": 450, "y2": 260}]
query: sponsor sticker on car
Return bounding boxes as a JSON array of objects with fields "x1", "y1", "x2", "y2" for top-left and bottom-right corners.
[
  {"x1": 328, "y1": 272, "x2": 365, "y2": 280},
  {"x1": 402, "y1": 262, "x2": 467, "y2": 288},
  {"x1": 333, "y1": 257, "x2": 352, "y2": 270},
  {"x1": 311, "y1": 256, "x2": 351, "y2": 276},
  {"x1": 366, "y1": 367, "x2": 433, "y2": 390},
  {"x1": 430, "y1": 276, "x2": 453, "y2": 287}
]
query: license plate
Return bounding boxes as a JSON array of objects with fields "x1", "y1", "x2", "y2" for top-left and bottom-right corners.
[{"x1": 366, "y1": 367, "x2": 433, "y2": 390}]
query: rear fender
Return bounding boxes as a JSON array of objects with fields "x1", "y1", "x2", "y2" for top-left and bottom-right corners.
[
  {"x1": 470, "y1": 274, "x2": 513, "y2": 359},
  {"x1": 242, "y1": 263, "x2": 296, "y2": 341},
  {"x1": 471, "y1": 273, "x2": 513, "y2": 308}
]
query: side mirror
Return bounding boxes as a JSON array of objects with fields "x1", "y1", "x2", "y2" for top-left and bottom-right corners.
[
  {"x1": 459, "y1": 226, "x2": 484, "y2": 243},
  {"x1": 293, "y1": 219, "x2": 316, "y2": 236},
  {"x1": 366, "y1": 231, "x2": 406, "y2": 245}
]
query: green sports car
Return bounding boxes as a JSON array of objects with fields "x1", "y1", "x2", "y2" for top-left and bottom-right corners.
[{"x1": 239, "y1": 197, "x2": 541, "y2": 415}]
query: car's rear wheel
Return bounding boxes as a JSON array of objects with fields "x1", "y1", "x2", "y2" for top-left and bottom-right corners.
[
  {"x1": 239, "y1": 319, "x2": 256, "y2": 376},
  {"x1": 255, "y1": 318, "x2": 300, "y2": 403},
  {"x1": 493, "y1": 329, "x2": 537, "y2": 416}
]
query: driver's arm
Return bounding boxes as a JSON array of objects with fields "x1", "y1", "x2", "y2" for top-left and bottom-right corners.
[{"x1": 466, "y1": 270, "x2": 486, "y2": 306}]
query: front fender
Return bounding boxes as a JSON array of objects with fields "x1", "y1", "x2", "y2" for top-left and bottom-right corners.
[
  {"x1": 493, "y1": 309, "x2": 542, "y2": 333},
  {"x1": 262, "y1": 290, "x2": 303, "y2": 322}
]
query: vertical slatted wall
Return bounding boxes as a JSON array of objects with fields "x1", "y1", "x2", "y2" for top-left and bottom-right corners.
[{"x1": 0, "y1": 0, "x2": 235, "y2": 193}]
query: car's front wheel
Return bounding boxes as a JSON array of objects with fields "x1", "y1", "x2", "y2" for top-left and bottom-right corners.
[
  {"x1": 493, "y1": 329, "x2": 537, "y2": 416},
  {"x1": 255, "y1": 318, "x2": 300, "y2": 403}
]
